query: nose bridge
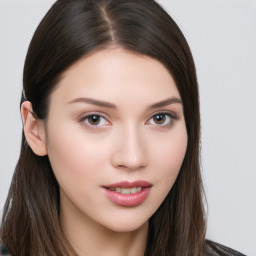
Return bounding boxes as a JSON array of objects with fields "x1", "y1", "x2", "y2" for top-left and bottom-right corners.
[{"x1": 111, "y1": 122, "x2": 147, "y2": 170}]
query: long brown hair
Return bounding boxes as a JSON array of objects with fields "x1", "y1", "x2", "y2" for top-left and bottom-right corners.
[{"x1": 1, "y1": 0, "x2": 206, "y2": 255}]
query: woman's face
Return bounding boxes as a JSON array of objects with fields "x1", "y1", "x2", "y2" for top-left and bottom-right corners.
[{"x1": 44, "y1": 48, "x2": 187, "y2": 232}]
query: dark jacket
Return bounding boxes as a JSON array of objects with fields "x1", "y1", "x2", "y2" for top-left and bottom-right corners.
[{"x1": 205, "y1": 240, "x2": 246, "y2": 256}]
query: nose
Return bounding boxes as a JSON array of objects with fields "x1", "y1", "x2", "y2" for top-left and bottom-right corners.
[{"x1": 111, "y1": 125, "x2": 148, "y2": 170}]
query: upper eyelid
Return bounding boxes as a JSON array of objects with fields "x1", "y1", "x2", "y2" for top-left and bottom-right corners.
[
  {"x1": 147, "y1": 110, "x2": 178, "y2": 120},
  {"x1": 78, "y1": 111, "x2": 111, "y2": 121}
]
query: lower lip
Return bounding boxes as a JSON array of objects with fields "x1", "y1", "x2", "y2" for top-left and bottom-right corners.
[{"x1": 103, "y1": 187, "x2": 151, "y2": 207}]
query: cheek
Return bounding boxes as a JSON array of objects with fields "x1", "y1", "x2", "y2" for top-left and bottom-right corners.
[
  {"x1": 150, "y1": 125, "x2": 187, "y2": 191},
  {"x1": 45, "y1": 123, "x2": 111, "y2": 191}
]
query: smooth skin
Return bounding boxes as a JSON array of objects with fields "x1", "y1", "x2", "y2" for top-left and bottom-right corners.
[{"x1": 21, "y1": 47, "x2": 188, "y2": 256}]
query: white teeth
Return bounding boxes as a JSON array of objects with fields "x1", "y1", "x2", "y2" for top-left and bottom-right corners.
[
  {"x1": 122, "y1": 188, "x2": 131, "y2": 194},
  {"x1": 130, "y1": 188, "x2": 137, "y2": 194},
  {"x1": 109, "y1": 187, "x2": 142, "y2": 194}
]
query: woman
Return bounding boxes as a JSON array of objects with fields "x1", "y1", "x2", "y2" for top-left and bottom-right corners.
[{"x1": 0, "y1": 0, "x2": 246, "y2": 255}]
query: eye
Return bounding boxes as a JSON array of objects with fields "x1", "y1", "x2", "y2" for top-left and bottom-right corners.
[
  {"x1": 79, "y1": 114, "x2": 111, "y2": 127},
  {"x1": 146, "y1": 112, "x2": 176, "y2": 127}
]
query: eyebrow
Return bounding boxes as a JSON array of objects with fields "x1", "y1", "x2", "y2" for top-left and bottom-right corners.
[
  {"x1": 67, "y1": 97, "x2": 117, "y2": 109},
  {"x1": 67, "y1": 97, "x2": 182, "y2": 109},
  {"x1": 147, "y1": 97, "x2": 183, "y2": 109}
]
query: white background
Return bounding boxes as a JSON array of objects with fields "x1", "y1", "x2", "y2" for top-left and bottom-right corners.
[{"x1": 0, "y1": 1, "x2": 255, "y2": 255}]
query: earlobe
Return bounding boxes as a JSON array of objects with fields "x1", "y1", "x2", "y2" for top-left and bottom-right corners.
[{"x1": 21, "y1": 101, "x2": 48, "y2": 156}]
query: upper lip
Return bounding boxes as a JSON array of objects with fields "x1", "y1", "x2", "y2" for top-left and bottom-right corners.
[{"x1": 104, "y1": 180, "x2": 152, "y2": 189}]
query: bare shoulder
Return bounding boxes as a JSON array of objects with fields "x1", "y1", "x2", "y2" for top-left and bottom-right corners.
[{"x1": 205, "y1": 240, "x2": 247, "y2": 256}]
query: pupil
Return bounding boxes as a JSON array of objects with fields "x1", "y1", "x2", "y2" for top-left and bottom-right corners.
[
  {"x1": 89, "y1": 115, "x2": 100, "y2": 125},
  {"x1": 154, "y1": 114, "x2": 165, "y2": 124}
]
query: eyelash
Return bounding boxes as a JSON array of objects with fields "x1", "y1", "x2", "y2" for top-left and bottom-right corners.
[
  {"x1": 78, "y1": 112, "x2": 111, "y2": 128},
  {"x1": 78, "y1": 111, "x2": 177, "y2": 129},
  {"x1": 146, "y1": 111, "x2": 177, "y2": 128}
]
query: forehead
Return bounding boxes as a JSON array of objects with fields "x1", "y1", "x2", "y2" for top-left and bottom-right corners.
[{"x1": 50, "y1": 47, "x2": 180, "y2": 106}]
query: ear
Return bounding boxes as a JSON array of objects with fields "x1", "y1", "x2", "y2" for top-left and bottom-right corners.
[{"x1": 21, "y1": 101, "x2": 48, "y2": 156}]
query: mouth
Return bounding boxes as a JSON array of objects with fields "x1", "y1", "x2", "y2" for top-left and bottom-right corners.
[{"x1": 103, "y1": 180, "x2": 152, "y2": 207}]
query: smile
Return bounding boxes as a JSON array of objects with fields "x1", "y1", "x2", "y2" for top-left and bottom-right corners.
[{"x1": 103, "y1": 180, "x2": 152, "y2": 207}]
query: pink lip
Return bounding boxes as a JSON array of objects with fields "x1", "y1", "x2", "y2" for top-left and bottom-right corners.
[{"x1": 103, "y1": 180, "x2": 152, "y2": 207}]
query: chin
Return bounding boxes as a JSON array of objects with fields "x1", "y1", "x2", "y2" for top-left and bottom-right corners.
[
  {"x1": 96, "y1": 211, "x2": 150, "y2": 233},
  {"x1": 103, "y1": 220, "x2": 148, "y2": 233}
]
